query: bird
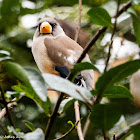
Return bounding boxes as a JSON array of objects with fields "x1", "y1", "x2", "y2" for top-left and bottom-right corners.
[
  {"x1": 32, "y1": 17, "x2": 94, "y2": 92},
  {"x1": 130, "y1": 52, "x2": 140, "y2": 109},
  {"x1": 130, "y1": 70, "x2": 140, "y2": 108}
]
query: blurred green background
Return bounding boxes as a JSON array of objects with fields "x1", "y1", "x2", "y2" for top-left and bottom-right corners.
[{"x1": 0, "y1": 0, "x2": 140, "y2": 139}]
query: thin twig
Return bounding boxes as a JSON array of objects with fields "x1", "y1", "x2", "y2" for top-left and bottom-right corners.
[
  {"x1": 113, "y1": 132, "x2": 116, "y2": 140},
  {"x1": 0, "y1": 86, "x2": 14, "y2": 127},
  {"x1": 102, "y1": 130, "x2": 106, "y2": 140},
  {"x1": 54, "y1": 121, "x2": 79, "y2": 140},
  {"x1": 114, "y1": 1, "x2": 132, "y2": 18},
  {"x1": 0, "y1": 95, "x2": 24, "y2": 121},
  {"x1": 94, "y1": 0, "x2": 123, "y2": 106},
  {"x1": 0, "y1": 101, "x2": 13, "y2": 121},
  {"x1": 74, "y1": 101, "x2": 84, "y2": 140},
  {"x1": 103, "y1": 0, "x2": 121, "y2": 139},
  {"x1": 47, "y1": 88, "x2": 58, "y2": 92},
  {"x1": 102, "y1": 130, "x2": 110, "y2": 140},
  {"x1": 83, "y1": 114, "x2": 90, "y2": 137},
  {"x1": 104, "y1": 0, "x2": 121, "y2": 72},
  {"x1": 115, "y1": 119, "x2": 140, "y2": 140},
  {"x1": 45, "y1": 93, "x2": 64, "y2": 140},
  {"x1": 77, "y1": 27, "x2": 107, "y2": 64},
  {"x1": 74, "y1": 1, "x2": 84, "y2": 140},
  {"x1": 76, "y1": 90, "x2": 92, "y2": 109},
  {"x1": 74, "y1": 0, "x2": 82, "y2": 42}
]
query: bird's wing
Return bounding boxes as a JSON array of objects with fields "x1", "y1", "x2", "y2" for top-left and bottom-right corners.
[
  {"x1": 44, "y1": 35, "x2": 94, "y2": 90},
  {"x1": 44, "y1": 35, "x2": 82, "y2": 68}
]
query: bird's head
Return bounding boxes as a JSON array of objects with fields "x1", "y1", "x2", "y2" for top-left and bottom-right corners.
[{"x1": 34, "y1": 17, "x2": 65, "y2": 38}]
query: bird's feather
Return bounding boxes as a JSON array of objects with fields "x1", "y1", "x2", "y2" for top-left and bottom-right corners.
[
  {"x1": 44, "y1": 35, "x2": 94, "y2": 90},
  {"x1": 32, "y1": 18, "x2": 94, "y2": 90},
  {"x1": 55, "y1": 65, "x2": 86, "y2": 87}
]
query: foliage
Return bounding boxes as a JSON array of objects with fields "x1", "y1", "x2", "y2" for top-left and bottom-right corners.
[
  {"x1": 90, "y1": 103, "x2": 122, "y2": 130},
  {"x1": 87, "y1": 7, "x2": 112, "y2": 27},
  {"x1": 131, "y1": 13, "x2": 140, "y2": 46},
  {"x1": 131, "y1": 126, "x2": 140, "y2": 140},
  {"x1": 96, "y1": 60, "x2": 140, "y2": 96},
  {"x1": 70, "y1": 62, "x2": 99, "y2": 82},
  {"x1": 23, "y1": 120, "x2": 35, "y2": 132},
  {"x1": 43, "y1": 73, "x2": 92, "y2": 102},
  {"x1": 0, "y1": 0, "x2": 140, "y2": 140}
]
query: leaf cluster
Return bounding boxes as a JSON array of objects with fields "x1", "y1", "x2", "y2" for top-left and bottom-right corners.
[{"x1": 0, "y1": 0, "x2": 140, "y2": 139}]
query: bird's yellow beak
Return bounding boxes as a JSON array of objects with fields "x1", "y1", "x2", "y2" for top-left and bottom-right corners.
[{"x1": 40, "y1": 22, "x2": 52, "y2": 34}]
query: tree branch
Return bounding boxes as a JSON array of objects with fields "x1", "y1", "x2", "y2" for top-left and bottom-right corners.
[
  {"x1": 54, "y1": 121, "x2": 79, "y2": 140},
  {"x1": 83, "y1": 113, "x2": 90, "y2": 137},
  {"x1": 115, "y1": 119, "x2": 140, "y2": 140},
  {"x1": 45, "y1": 92, "x2": 64, "y2": 139},
  {"x1": 104, "y1": 0, "x2": 121, "y2": 72},
  {"x1": 0, "y1": 95, "x2": 24, "y2": 121},
  {"x1": 94, "y1": 0, "x2": 126, "y2": 106},
  {"x1": 74, "y1": 100, "x2": 84, "y2": 140},
  {"x1": 102, "y1": 130, "x2": 110, "y2": 140},
  {"x1": 0, "y1": 86, "x2": 14, "y2": 127},
  {"x1": 100, "y1": 1, "x2": 121, "y2": 139},
  {"x1": 113, "y1": 132, "x2": 116, "y2": 140},
  {"x1": 76, "y1": 90, "x2": 92, "y2": 109},
  {"x1": 114, "y1": 1, "x2": 132, "y2": 18},
  {"x1": 74, "y1": 0, "x2": 82, "y2": 42},
  {"x1": 74, "y1": 1, "x2": 85, "y2": 140},
  {"x1": 77, "y1": 27, "x2": 107, "y2": 63}
]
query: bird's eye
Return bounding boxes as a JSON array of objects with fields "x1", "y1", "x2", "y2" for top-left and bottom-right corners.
[
  {"x1": 38, "y1": 23, "x2": 41, "y2": 31},
  {"x1": 50, "y1": 23, "x2": 57, "y2": 28}
]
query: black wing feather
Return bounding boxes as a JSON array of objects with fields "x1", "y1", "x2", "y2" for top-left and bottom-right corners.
[{"x1": 55, "y1": 66, "x2": 84, "y2": 86}]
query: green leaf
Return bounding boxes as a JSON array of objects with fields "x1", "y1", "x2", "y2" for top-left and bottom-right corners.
[
  {"x1": 43, "y1": 73, "x2": 92, "y2": 103},
  {"x1": 96, "y1": 60, "x2": 140, "y2": 96},
  {"x1": 111, "y1": 98, "x2": 138, "y2": 115},
  {"x1": 90, "y1": 90, "x2": 97, "y2": 96},
  {"x1": 59, "y1": 97, "x2": 75, "y2": 113},
  {"x1": 4, "y1": 63, "x2": 47, "y2": 102},
  {"x1": 0, "y1": 0, "x2": 20, "y2": 31},
  {"x1": 131, "y1": 13, "x2": 140, "y2": 46},
  {"x1": 0, "y1": 56, "x2": 12, "y2": 62},
  {"x1": 104, "y1": 86, "x2": 133, "y2": 99},
  {"x1": 67, "y1": 121, "x2": 74, "y2": 127},
  {"x1": 131, "y1": 126, "x2": 140, "y2": 140},
  {"x1": 25, "y1": 67, "x2": 47, "y2": 102},
  {"x1": 7, "y1": 126, "x2": 24, "y2": 137},
  {"x1": 70, "y1": 62, "x2": 99, "y2": 81},
  {"x1": 6, "y1": 91, "x2": 23, "y2": 99},
  {"x1": 3, "y1": 62, "x2": 30, "y2": 86},
  {"x1": 0, "y1": 50, "x2": 10, "y2": 56},
  {"x1": 87, "y1": 7, "x2": 112, "y2": 27},
  {"x1": 24, "y1": 128, "x2": 45, "y2": 140},
  {"x1": 12, "y1": 84, "x2": 51, "y2": 117},
  {"x1": 23, "y1": 120, "x2": 35, "y2": 132},
  {"x1": 90, "y1": 103, "x2": 121, "y2": 130}
]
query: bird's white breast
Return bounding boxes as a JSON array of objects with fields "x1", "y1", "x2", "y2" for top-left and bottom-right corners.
[{"x1": 32, "y1": 36, "x2": 53, "y2": 73}]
